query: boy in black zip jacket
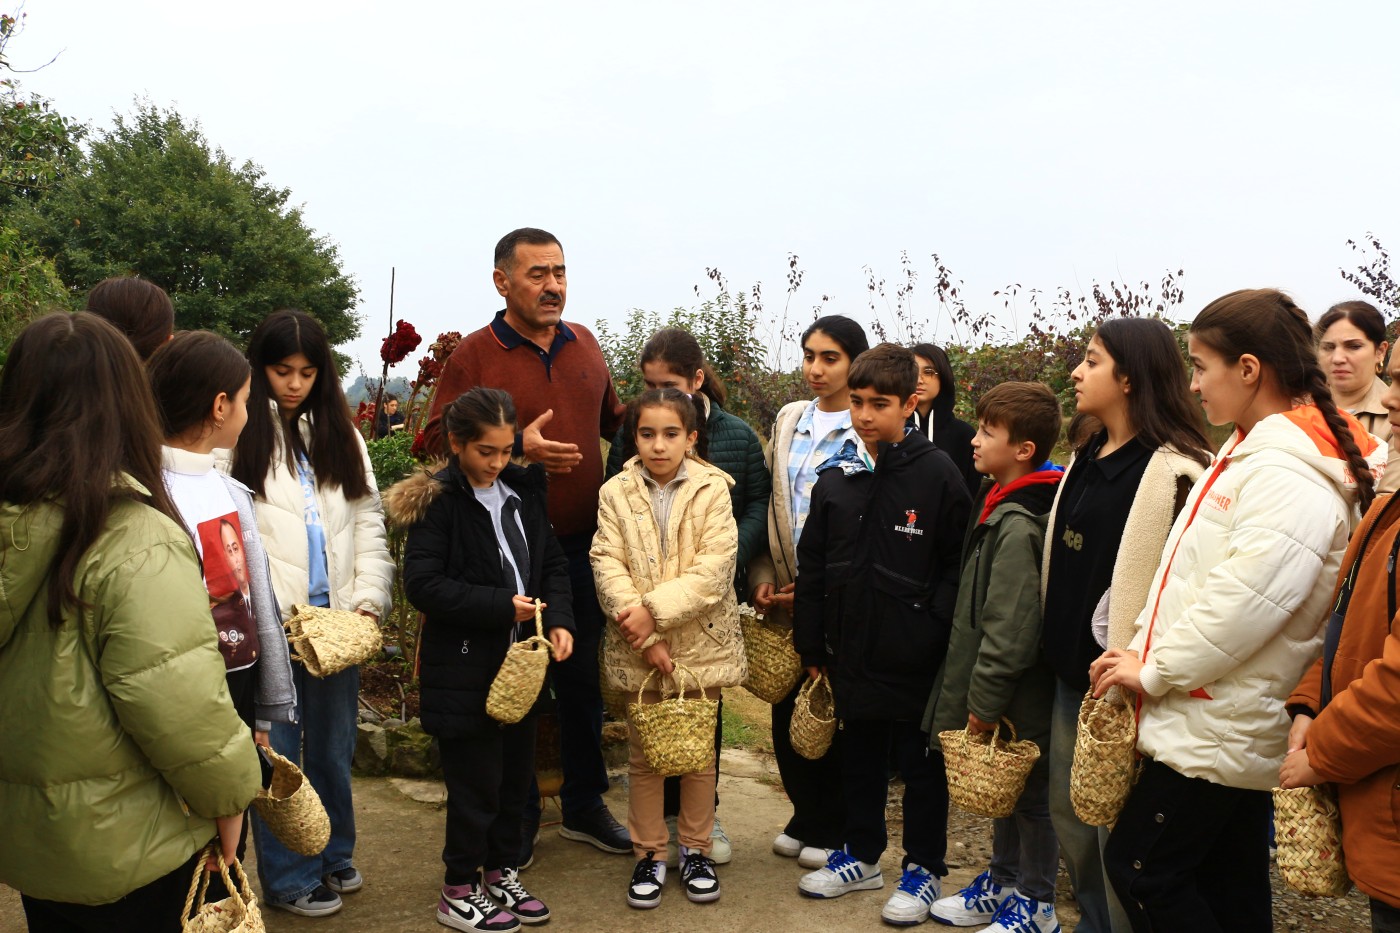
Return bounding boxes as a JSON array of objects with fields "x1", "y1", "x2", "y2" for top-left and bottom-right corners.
[
  {"x1": 792, "y1": 343, "x2": 972, "y2": 924},
  {"x1": 387, "y1": 388, "x2": 576, "y2": 933}
]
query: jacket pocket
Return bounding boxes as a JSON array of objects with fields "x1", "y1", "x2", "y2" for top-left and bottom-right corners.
[{"x1": 868, "y1": 565, "x2": 946, "y2": 675}]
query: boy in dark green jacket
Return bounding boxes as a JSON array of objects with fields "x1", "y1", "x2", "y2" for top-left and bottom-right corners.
[{"x1": 925, "y1": 382, "x2": 1065, "y2": 933}]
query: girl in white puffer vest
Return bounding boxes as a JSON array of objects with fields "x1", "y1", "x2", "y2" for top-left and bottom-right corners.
[{"x1": 1090, "y1": 289, "x2": 1385, "y2": 933}]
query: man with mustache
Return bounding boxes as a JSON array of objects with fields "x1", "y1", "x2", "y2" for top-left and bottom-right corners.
[{"x1": 423, "y1": 227, "x2": 630, "y2": 863}]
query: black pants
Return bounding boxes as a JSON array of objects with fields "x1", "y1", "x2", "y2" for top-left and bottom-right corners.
[
  {"x1": 547, "y1": 533, "x2": 610, "y2": 817},
  {"x1": 841, "y1": 718, "x2": 947, "y2": 873},
  {"x1": 440, "y1": 717, "x2": 537, "y2": 885},
  {"x1": 22, "y1": 849, "x2": 204, "y2": 933},
  {"x1": 770, "y1": 679, "x2": 844, "y2": 849},
  {"x1": 1373, "y1": 899, "x2": 1400, "y2": 933},
  {"x1": 1104, "y1": 757, "x2": 1272, "y2": 933},
  {"x1": 663, "y1": 697, "x2": 724, "y2": 816}
]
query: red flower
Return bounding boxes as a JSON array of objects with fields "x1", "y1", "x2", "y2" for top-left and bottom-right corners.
[
  {"x1": 380, "y1": 320, "x2": 422, "y2": 365},
  {"x1": 410, "y1": 429, "x2": 429, "y2": 460}
]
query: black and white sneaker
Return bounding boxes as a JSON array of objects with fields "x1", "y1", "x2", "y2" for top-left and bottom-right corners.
[
  {"x1": 272, "y1": 884, "x2": 342, "y2": 917},
  {"x1": 627, "y1": 851, "x2": 666, "y2": 909},
  {"x1": 438, "y1": 882, "x2": 521, "y2": 932},
  {"x1": 484, "y1": 867, "x2": 550, "y2": 924},
  {"x1": 323, "y1": 867, "x2": 363, "y2": 894},
  {"x1": 679, "y1": 846, "x2": 720, "y2": 903}
]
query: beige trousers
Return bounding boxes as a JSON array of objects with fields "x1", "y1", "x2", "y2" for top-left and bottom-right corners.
[{"x1": 626, "y1": 686, "x2": 721, "y2": 860}]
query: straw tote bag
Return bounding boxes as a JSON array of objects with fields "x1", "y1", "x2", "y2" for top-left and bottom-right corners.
[
  {"x1": 250, "y1": 746, "x2": 331, "y2": 856},
  {"x1": 790, "y1": 673, "x2": 837, "y2": 760},
  {"x1": 740, "y1": 606, "x2": 802, "y2": 704},
  {"x1": 1069, "y1": 687, "x2": 1139, "y2": 826},
  {"x1": 180, "y1": 849, "x2": 265, "y2": 933},
  {"x1": 1273, "y1": 784, "x2": 1350, "y2": 897},
  {"x1": 939, "y1": 719, "x2": 1041, "y2": 819},
  {"x1": 284, "y1": 604, "x2": 382, "y2": 678},
  {"x1": 486, "y1": 600, "x2": 553, "y2": 724},
  {"x1": 628, "y1": 664, "x2": 718, "y2": 777}
]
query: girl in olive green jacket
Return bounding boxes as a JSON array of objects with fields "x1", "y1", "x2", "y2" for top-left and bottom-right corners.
[{"x1": 0, "y1": 314, "x2": 260, "y2": 931}]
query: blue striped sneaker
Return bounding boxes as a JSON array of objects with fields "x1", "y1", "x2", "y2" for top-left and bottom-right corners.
[
  {"x1": 798, "y1": 848, "x2": 884, "y2": 898},
  {"x1": 930, "y1": 870, "x2": 1012, "y2": 926},
  {"x1": 882, "y1": 864, "x2": 940, "y2": 925},
  {"x1": 982, "y1": 892, "x2": 1060, "y2": 933}
]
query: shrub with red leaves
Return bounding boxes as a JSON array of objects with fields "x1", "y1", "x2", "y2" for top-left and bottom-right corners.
[{"x1": 380, "y1": 320, "x2": 422, "y2": 365}]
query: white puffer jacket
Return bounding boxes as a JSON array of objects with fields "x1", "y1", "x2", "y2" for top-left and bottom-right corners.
[
  {"x1": 218, "y1": 417, "x2": 393, "y2": 623},
  {"x1": 1129, "y1": 406, "x2": 1385, "y2": 790}
]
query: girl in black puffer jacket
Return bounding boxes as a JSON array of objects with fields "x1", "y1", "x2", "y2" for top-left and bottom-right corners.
[{"x1": 388, "y1": 387, "x2": 575, "y2": 933}]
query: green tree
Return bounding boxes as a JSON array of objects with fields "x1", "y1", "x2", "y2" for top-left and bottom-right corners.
[
  {"x1": 14, "y1": 102, "x2": 360, "y2": 346},
  {"x1": 0, "y1": 12, "x2": 84, "y2": 209}
]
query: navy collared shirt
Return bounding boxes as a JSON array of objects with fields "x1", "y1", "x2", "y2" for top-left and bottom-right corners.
[{"x1": 487, "y1": 309, "x2": 576, "y2": 379}]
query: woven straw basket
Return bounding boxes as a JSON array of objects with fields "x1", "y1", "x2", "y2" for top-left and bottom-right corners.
[
  {"x1": 284, "y1": 605, "x2": 382, "y2": 678},
  {"x1": 939, "y1": 719, "x2": 1041, "y2": 819},
  {"x1": 628, "y1": 664, "x2": 718, "y2": 777},
  {"x1": 1273, "y1": 785, "x2": 1351, "y2": 897},
  {"x1": 486, "y1": 600, "x2": 553, "y2": 724},
  {"x1": 740, "y1": 606, "x2": 802, "y2": 704},
  {"x1": 1069, "y1": 687, "x2": 1139, "y2": 826},
  {"x1": 790, "y1": 673, "x2": 836, "y2": 760},
  {"x1": 181, "y1": 848, "x2": 265, "y2": 933},
  {"x1": 251, "y1": 746, "x2": 330, "y2": 857}
]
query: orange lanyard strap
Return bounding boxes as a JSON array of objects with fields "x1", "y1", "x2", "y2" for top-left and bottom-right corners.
[{"x1": 1136, "y1": 454, "x2": 1233, "y2": 718}]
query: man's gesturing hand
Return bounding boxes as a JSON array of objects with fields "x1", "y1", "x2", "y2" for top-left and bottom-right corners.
[{"x1": 522, "y1": 409, "x2": 583, "y2": 474}]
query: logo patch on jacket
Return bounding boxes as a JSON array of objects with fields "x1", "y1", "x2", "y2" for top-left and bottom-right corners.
[
  {"x1": 894, "y1": 509, "x2": 924, "y2": 538},
  {"x1": 1205, "y1": 489, "x2": 1233, "y2": 512}
]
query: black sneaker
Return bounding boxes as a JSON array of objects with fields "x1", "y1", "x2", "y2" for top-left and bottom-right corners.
[
  {"x1": 680, "y1": 847, "x2": 720, "y2": 903},
  {"x1": 272, "y1": 884, "x2": 343, "y2": 917},
  {"x1": 519, "y1": 803, "x2": 542, "y2": 871},
  {"x1": 627, "y1": 852, "x2": 666, "y2": 909},
  {"x1": 559, "y1": 804, "x2": 631, "y2": 854},
  {"x1": 323, "y1": 867, "x2": 363, "y2": 894}
]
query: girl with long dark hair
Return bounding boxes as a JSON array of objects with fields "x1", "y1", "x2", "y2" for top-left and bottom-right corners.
[
  {"x1": 229, "y1": 309, "x2": 394, "y2": 918},
  {"x1": 909, "y1": 342, "x2": 979, "y2": 496}
]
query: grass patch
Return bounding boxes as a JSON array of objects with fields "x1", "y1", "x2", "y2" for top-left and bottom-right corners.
[{"x1": 721, "y1": 703, "x2": 758, "y2": 749}]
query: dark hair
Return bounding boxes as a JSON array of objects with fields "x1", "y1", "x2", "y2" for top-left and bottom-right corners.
[
  {"x1": 443, "y1": 388, "x2": 517, "y2": 454},
  {"x1": 802, "y1": 315, "x2": 870, "y2": 363},
  {"x1": 1316, "y1": 300, "x2": 1387, "y2": 347},
  {"x1": 975, "y1": 382, "x2": 1062, "y2": 464},
  {"x1": 1192, "y1": 288, "x2": 1376, "y2": 513},
  {"x1": 384, "y1": 393, "x2": 400, "y2": 404},
  {"x1": 848, "y1": 343, "x2": 918, "y2": 399},
  {"x1": 231, "y1": 309, "x2": 370, "y2": 500},
  {"x1": 1081, "y1": 318, "x2": 1211, "y2": 467},
  {"x1": 147, "y1": 331, "x2": 252, "y2": 440},
  {"x1": 910, "y1": 342, "x2": 957, "y2": 429},
  {"x1": 624, "y1": 388, "x2": 707, "y2": 460},
  {"x1": 0, "y1": 313, "x2": 180, "y2": 627},
  {"x1": 494, "y1": 227, "x2": 562, "y2": 272},
  {"x1": 85, "y1": 276, "x2": 175, "y2": 361},
  {"x1": 639, "y1": 327, "x2": 727, "y2": 407}
]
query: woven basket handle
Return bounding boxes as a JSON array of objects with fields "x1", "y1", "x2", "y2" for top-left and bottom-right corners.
[
  {"x1": 636, "y1": 662, "x2": 699, "y2": 704},
  {"x1": 967, "y1": 717, "x2": 1018, "y2": 763},
  {"x1": 181, "y1": 845, "x2": 248, "y2": 922},
  {"x1": 532, "y1": 598, "x2": 544, "y2": 641}
]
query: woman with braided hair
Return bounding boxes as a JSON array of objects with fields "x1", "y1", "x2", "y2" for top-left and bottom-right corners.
[{"x1": 1089, "y1": 288, "x2": 1385, "y2": 933}]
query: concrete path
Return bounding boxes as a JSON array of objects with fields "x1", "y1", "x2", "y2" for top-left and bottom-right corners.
[{"x1": 1, "y1": 749, "x2": 1081, "y2": 932}]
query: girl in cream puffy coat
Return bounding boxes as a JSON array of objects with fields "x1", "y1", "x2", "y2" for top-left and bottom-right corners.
[
  {"x1": 1090, "y1": 290, "x2": 1386, "y2": 933},
  {"x1": 592, "y1": 388, "x2": 746, "y2": 911},
  {"x1": 225, "y1": 311, "x2": 393, "y2": 918}
]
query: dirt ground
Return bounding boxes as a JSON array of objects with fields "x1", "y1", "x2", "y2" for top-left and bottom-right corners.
[{"x1": 1, "y1": 689, "x2": 1374, "y2": 931}]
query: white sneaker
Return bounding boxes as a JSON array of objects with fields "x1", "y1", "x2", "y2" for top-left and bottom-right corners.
[
  {"x1": 931, "y1": 870, "x2": 1013, "y2": 926},
  {"x1": 798, "y1": 848, "x2": 884, "y2": 898},
  {"x1": 798, "y1": 846, "x2": 836, "y2": 869},
  {"x1": 773, "y1": 832, "x2": 804, "y2": 858},
  {"x1": 627, "y1": 853, "x2": 667, "y2": 910},
  {"x1": 882, "y1": 864, "x2": 940, "y2": 926},
  {"x1": 979, "y1": 892, "x2": 1060, "y2": 933},
  {"x1": 710, "y1": 817, "x2": 733, "y2": 865}
]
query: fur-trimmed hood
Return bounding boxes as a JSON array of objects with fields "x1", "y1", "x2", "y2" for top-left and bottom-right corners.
[{"x1": 384, "y1": 459, "x2": 547, "y2": 529}]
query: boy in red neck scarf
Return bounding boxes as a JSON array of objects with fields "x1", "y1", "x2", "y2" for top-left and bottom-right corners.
[{"x1": 924, "y1": 381, "x2": 1066, "y2": 933}]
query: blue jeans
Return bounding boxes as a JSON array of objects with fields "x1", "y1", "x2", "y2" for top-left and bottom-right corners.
[
  {"x1": 1048, "y1": 677, "x2": 1132, "y2": 933},
  {"x1": 252, "y1": 664, "x2": 360, "y2": 904}
]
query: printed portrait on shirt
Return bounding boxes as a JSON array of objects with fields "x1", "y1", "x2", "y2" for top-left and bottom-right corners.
[{"x1": 195, "y1": 513, "x2": 259, "y2": 667}]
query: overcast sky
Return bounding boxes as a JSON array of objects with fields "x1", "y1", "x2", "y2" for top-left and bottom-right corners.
[{"x1": 22, "y1": 1, "x2": 1400, "y2": 378}]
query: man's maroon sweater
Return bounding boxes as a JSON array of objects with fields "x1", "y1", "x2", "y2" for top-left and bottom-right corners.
[{"x1": 422, "y1": 311, "x2": 625, "y2": 538}]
